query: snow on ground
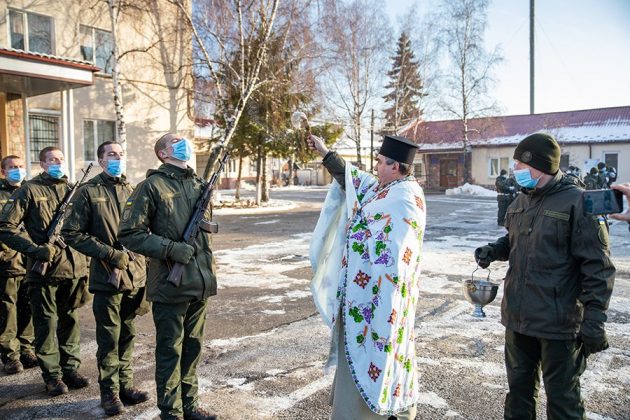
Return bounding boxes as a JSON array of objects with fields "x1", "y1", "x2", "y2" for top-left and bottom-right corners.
[{"x1": 446, "y1": 183, "x2": 498, "y2": 197}]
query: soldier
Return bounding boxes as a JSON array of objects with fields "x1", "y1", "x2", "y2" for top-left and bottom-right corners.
[
  {"x1": 495, "y1": 169, "x2": 516, "y2": 226},
  {"x1": 0, "y1": 155, "x2": 37, "y2": 374},
  {"x1": 596, "y1": 162, "x2": 608, "y2": 188},
  {"x1": 61, "y1": 141, "x2": 150, "y2": 416},
  {"x1": 0, "y1": 147, "x2": 89, "y2": 396},
  {"x1": 474, "y1": 133, "x2": 615, "y2": 419},
  {"x1": 119, "y1": 134, "x2": 216, "y2": 420},
  {"x1": 583, "y1": 167, "x2": 599, "y2": 190}
]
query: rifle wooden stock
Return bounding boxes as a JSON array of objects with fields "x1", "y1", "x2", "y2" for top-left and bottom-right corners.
[{"x1": 167, "y1": 262, "x2": 186, "y2": 286}]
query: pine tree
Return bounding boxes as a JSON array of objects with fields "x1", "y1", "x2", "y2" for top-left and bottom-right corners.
[{"x1": 383, "y1": 32, "x2": 426, "y2": 132}]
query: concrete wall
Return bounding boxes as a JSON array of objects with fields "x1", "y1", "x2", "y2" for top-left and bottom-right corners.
[{"x1": 1, "y1": 0, "x2": 194, "y2": 184}]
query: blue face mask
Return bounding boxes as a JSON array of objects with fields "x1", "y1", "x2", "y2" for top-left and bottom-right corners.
[
  {"x1": 106, "y1": 159, "x2": 126, "y2": 177},
  {"x1": 514, "y1": 168, "x2": 540, "y2": 189},
  {"x1": 6, "y1": 168, "x2": 26, "y2": 184},
  {"x1": 47, "y1": 164, "x2": 66, "y2": 179},
  {"x1": 171, "y1": 138, "x2": 193, "y2": 162}
]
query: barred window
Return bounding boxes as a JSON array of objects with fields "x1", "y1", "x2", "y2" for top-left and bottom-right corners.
[{"x1": 29, "y1": 114, "x2": 59, "y2": 162}]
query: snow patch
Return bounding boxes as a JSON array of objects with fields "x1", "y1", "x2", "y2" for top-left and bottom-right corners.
[{"x1": 445, "y1": 183, "x2": 497, "y2": 197}]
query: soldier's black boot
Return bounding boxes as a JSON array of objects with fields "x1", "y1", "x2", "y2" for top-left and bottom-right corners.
[
  {"x1": 3, "y1": 358, "x2": 24, "y2": 374},
  {"x1": 46, "y1": 378, "x2": 69, "y2": 396},
  {"x1": 120, "y1": 387, "x2": 150, "y2": 405},
  {"x1": 20, "y1": 351, "x2": 39, "y2": 369},
  {"x1": 184, "y1": 407, "x2": 217, "y2": 420},
  {"x1": 62, "y1": 370, "x2": 90, "y2": 389},
  {"x1": 101, "y1": 391, "x2": 124, "y2": 416}
]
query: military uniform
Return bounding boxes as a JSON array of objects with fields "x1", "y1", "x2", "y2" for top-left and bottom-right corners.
[
  {"x1": 118, "y1": 163, "x2": 216, "y2": 420},
  {"x1": 0, "y1": 178, "x2": 34, "y2": 369},
  {"x1": 495, "y1": 173, "x2": 516, "y2": 226},
  {"x1": 485, "y1": 172, "x2": 615, "y2": 419},
  {"x1": 583, "y1": 173, "x2": 598, "y2": 190},
  {"x1": 61, "y1": 172, "x2": 148, "y2": 399},
  {"x1": 0, "y1": 172, "x2": 88, "y2": 385}
]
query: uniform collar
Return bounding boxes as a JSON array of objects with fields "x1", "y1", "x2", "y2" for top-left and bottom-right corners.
[
  {"x1": 39, "y1": 171, "x2": 68, "y2": 184},
  {"x1": 160, "y1": 163, "x2": 196, "y2": 179},
  {"x1": 99, "y1": 172, "x2": 127, "y2": 186}
]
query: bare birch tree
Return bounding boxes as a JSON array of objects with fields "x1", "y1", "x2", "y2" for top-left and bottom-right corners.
[
  {"x1": 319, "y1": 0, "x2": 391, "y2": 167},
  {"x1": 171, "y1": 0, "x2": 281, "y2": 178},
  {"x1": 436, "y1": 0, "x2": 503, "y2": 183}
]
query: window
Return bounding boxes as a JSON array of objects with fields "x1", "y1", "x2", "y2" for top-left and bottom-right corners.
[
  {"x1": 84, "y1": 120, "x2": 116, "y2": 161},
  {"x1": 413, "y1": 163, "x2": 424, "y2": 177},
  {"x1": 560, "y1": 153, "x2": 570, "y2": 171},
  {"x1": 604, "y1": 153, "x2": 618, "y2": 170},
  {"x1": 79, "y1": 25, "x2": 113, "y2": 74},
  {"x1": 29, "y1": 114, "x2": 59, "y2": 162},
  {"x1": 489, "y1": 157, "x2": 510, "y2": 177},
  {"x1": 9, "y1": 9, "x2": 54, "y2": 55}
]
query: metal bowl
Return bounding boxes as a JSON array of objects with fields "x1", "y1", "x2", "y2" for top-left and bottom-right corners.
[{"x1": 463, "y1": 279, "x2": 499, "y2": 317}]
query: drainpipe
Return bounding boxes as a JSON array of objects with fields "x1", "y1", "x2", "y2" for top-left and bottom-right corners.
[{"x1": 21, "y1": 94, "x2": 32, "y2": 177}]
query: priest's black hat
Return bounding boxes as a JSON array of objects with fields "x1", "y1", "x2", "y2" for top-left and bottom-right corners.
[{"x1": 378, "y1": 135, "x2": 419, "y2": 165}]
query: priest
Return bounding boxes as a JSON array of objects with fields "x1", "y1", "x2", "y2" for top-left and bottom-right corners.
[{"x1": 307, "y1": 134, "x2": 426, "y2": 419}]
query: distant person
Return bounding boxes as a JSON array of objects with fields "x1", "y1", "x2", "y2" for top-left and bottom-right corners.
[
  {"x1": 596, "y1": 162, "x2": 608, "y2": 188},
  {"x1": 474, "y1": 133, "x2": 615, "y2": 420},
  {"x1": 583, "y1": 167, "x2": 599, "y2": 190},
  {"x1": 0, "y1": 155, "x2": 37, "y2": 375},
  {"x1": 308, "y1": 134, "x2": 426, "y2": 419},
  {"x1": 495, "y1": 169, "x2": 516, "y2": 226}
]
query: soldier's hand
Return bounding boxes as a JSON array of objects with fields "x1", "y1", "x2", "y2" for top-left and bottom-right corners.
[
  {"x1": 474, "y1": 245, "x2": 495, "y2": 268},
  {"x1": 580, "y1": 333, "x2": 609, "y2": 357},
  {"x1": 167, "y1": 241, "x2": 195, "y2": 264},
  {"x1": 32, "y1": 244, "x2": 56, "y2": 262},
  {"x1": 107, "y1": 249, "x2": 129, "y2": 270}
]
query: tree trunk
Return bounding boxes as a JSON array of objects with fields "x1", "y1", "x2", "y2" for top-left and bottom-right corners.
[
  {"x1": 107, "y1": 0, "x2": 127, "y2": 145},
  {"x1": 255, "y1": 147, "x2": 262, "y2": 205},
  {"x1": 235, "y1": 155, "x2": 243, "y2": 200},
  {"x1": 288, "y1": 154, "x2": 295, "y2": 186},
  {"x1": 261, "y1": 153, "x2": 269, "y2": 202}
]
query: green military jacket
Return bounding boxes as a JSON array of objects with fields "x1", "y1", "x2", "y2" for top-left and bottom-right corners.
[
  {"x1": 61, "y1": 172, "x2": 146, "y2": 293},
  {"x1": 0, "y1": 172, "x2": 87, "y2": 282},
  {"x1": 118, "y1": 163, "x2": 216, "y2": 303},
  {"x1": 0, "y1": 179, "x2": 26, "y2": 278},
  {"x1": 490, "y1": 172, "x2": 615, "y2": 340}
]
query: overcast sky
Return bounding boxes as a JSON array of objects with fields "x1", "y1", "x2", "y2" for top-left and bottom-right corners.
[{"x1": 385, "y1": 0, "x2": 630, "y2": 117}]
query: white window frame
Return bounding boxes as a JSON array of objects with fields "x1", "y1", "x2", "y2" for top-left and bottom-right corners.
[
  {"x1": 7, "y1": 8, "x2": 55, "y2": 55},
  {"x1": 79, "y1": 24, "x2": 113, "y2": 74},
  {"x1": 83, "y1": 119, "x2": 117, "y2": 162},
  {"x1": 488, "y1": 157, "x2": 511, "y2": 177}
]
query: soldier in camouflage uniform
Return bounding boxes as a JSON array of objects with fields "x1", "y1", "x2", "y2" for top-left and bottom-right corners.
[
  {"x1": 583, "y1": 167, "x2": 599, "y2": 190},
  {"x1": 0, "y1": 147, "x2": 90, "y2": 396},
  {"x1": 475, "y1": 133, "x2": 615, "y2": 420},
  {"x1": 119, "y1": 134, "x2": 217, "y2": 420},
  {"x1": 62, "y1": 141, "x2": 150, "y2": 416},
  {"x1": 0, "y1": 155, "x2": 37, "y2": 374}
]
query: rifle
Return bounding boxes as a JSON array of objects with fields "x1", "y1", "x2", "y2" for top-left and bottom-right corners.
[
  {"x1": 106, "y1": 246, "x2": 136, "y2": 290},
  {"x1": 167, "y1": 151, "x2": 228, "y2": 287},
  {"x1": 31, "y1": 163, "x2": 94, "y2": 276}
]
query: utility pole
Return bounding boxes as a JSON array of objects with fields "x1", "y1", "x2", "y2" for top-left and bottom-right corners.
[
  {"x1": 530, "y1": 0, "x2": 535, "y2": 114},
  {"x1": 370, "y1": 109, "x2": 374, "y2": 172}
]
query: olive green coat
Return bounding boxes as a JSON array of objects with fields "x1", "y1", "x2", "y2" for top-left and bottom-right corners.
[
  {"x1": 0, "y1": 179, "x2": 26, "y2": 277},
  {"x1": 489, "y1": 172, "x2": 615, "y2": 340},
  {"x1": 0, "y1": 173, "x2": 87, "y2": 282},
  {"x1": 118, "y1": 164, "x2": 216, "y2": 303},
  {"x1": 61, "y1": 173, "x2": 146, "y2": 292}
]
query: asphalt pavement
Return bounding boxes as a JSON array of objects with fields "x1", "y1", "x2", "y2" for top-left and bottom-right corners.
[{"x1": 0, "y1": 187, "x2": 628, "y2": 419}]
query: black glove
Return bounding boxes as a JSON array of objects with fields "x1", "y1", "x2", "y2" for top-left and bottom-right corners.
[
  {"x1": 167, "y1": 241, "x2": 195, "y2": 264},
  {"x1": 106, "y1": 249, "x2": 129, "y2": 270},
  {"x1": 581, "y1": 333, "x2": 609, "y2": 357},
  {"x1": 31, "y1": 244, "x2": 56, "y2": 262},
  {"x1": 474, "y1": 245, "x2": 495, "y2": 268}
]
